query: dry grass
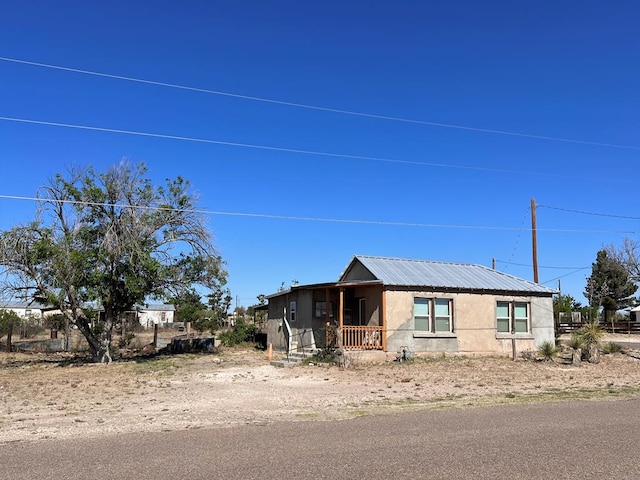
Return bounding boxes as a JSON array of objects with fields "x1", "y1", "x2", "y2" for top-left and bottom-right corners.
[{"x1": 1, "y1": 344, "x2": 640, "y2": 444}]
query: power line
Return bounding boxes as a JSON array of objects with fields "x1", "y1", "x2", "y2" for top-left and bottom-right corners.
[
  {"x1": 0, "y1": 116, "x2": 608, "y2": 181},
  {"x1": 538, "y1": 204, "x2": 640, "y2": 220},
  {"x1": 502, "y1": 206, "x2": 530, "y2": 272},
  {"x1": 495, "y1": 259, "x2": 588, "y2": 270},
  {"x1": 541, "y1": 267, "x2": 591, "y2": 286},
  {"x1": 0, "y1": 194, "x2": 636, "y2": 234},
  {"x1": 1, "y1": 55, "x2": 639, "y2": 151}
]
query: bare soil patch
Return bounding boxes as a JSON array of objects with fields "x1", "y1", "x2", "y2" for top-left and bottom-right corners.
[{"x1": 2, "y1": 344, "x2": 640, "y2": 444}]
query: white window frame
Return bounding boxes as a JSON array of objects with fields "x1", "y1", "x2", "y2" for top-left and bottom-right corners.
[
  {"x1": 496, "y1": 301, "x2": 530, "y2": 334},
  {"x1": 413, "y1": 297, "x2": 453, "y2": 334}
]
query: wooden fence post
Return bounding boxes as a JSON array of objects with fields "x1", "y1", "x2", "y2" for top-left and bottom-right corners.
[{"x1": 6, "y1": 319, "x2": 13, "y2": 353}]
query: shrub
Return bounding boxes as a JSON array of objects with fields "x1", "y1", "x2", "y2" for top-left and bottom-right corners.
[
  {"x1": 118, "y1": 332, "x2": 136, "y2": 348},
  {"x1": 217, "y1": 318, "x2": 257, "y2": 347},
  {"x1": 602, "y1": 341, "x2": 623, "y2": 354},
  {"x1": 304, "y1": 346, "x2": 337, "y2": 364},
  {"x1": 537, "y1": 341, "x2": 559, "y2": 361},
  {"x1": 0, "y1": 310, "x2": 21, "y2": 339},
  {"x1": 19, "y1": 319, "x2": 46, "y2": 338},
  {"x1": 567, "y1": 333, "x2": 586, "y2": 351}
]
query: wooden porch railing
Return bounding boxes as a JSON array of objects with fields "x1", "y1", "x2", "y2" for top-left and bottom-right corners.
[{"x1": 341, "y1": 325, "x2": 384, "y2": 350}]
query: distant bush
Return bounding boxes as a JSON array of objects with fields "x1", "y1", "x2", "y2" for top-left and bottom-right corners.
[
  {"x1": 19, "y1": 319, "x2": 46, "y2": 339},
  {"x1": 218, "y1": 318, "x2": 257, "y2": 347},
  {"x1": 0, "y1": 310, "x2": 21, "y2": 339},
  {"x1": 118, "y1": 332, "x2": 136, "y2": 348}
]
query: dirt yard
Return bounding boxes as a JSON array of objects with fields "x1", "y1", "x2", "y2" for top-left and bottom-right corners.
[{"x1": 2, "y1": 340, "x2": 640, "y2": 444}]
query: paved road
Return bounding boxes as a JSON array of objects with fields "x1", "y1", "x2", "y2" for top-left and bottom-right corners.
[{"x1": 3, "y1": 398, "x2": 640, "y2": 479}]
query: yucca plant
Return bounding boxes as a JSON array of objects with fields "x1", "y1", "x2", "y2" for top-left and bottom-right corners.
[
  {"x1": 602, "y1": 341, "x2": 623, "y2": 354},
  {"x1": 567, "y1": 333, "x2": 586, "y2": 366},
  {"x1": 567, "y1": 333, "x2": 586, "y2": 351},
  {"x1": 576, "y1": 320, "x2": 605, "y2": 363},
  {"x1": 537, "y1": 340, "x2": 559, "y2": 362}
]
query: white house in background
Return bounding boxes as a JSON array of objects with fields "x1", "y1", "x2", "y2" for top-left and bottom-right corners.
[
  {"x1": 0, "y1": 302, "x2": 57, "y2": 321},
  {"x1": 134, "y1": 304, "x2": 176, "y2": 328},
  {"x1": 631, "y1": 306, "x2": 640, "y2": 323}
]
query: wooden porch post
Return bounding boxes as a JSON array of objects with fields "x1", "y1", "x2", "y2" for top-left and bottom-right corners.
[
  {"x1": 338, "y1": 288, "x2": 344, "y2": 348},
  {"x1": 338, "y1": 288, "x2": 344, "y2": 330},
  {"x1": 381, "y1": 288, "x2": 386, "y2": 352}
]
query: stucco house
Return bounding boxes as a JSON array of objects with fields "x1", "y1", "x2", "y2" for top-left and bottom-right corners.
[{"x1": 265, "y1": 255, "x2": 556, "y2": 358}]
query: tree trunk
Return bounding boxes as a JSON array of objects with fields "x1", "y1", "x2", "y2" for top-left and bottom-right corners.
[
  {"x1": 6, "y1": 319, "x2": 13, "y2": 353},
  {"x1": 76, "y1": 318, "x2": 113, "y2": 364},
  {"x1": 572, "y1": 348, "x2": 582, "y2": 367},
  {"x1": 587, "y1": 343, "x2": 600, "y2": 364}
]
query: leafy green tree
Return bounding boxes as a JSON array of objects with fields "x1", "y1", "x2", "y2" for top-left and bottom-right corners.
[
  {"x1": 0, "y1": 310, "x2": 20, "y2": 340},
  {"x1": 584, "y1": 249, "x2": 637, "y2": 324},
  {"x1": 247, "y1": 294, "x2": 268, "y2": 327},
  {"x1": 171, "y1": 289, "x2": 206, "y2": 324},
  {"x1": 553, "y1": 294, "x2": 582, "y2": 320},
  {"x1": 205, "y1": 285, "x2": 232, "y2": 330},
  {"x1": 0, "y1": 162, "x2": 226, "y2": 363}
]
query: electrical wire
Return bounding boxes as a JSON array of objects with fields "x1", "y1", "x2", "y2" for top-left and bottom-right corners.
[
  {"x1": 538, "y1": 204, "x2": 640, "y2": 220},
  {"x1": 1, "y1": 56, "x2": 638, "y2": 151},
  {"x1": 502, "y1": 206, "x2": 530, "y2": 271},
  {"x1": 0, "y1": 194, "x2": 636, "y2": 234},
  {"x1": 0, "y1": 116, "x2": 608, "y2": 181},
  {"x1": 495, "y1": 260, "x2": 589, "y2": 270},
  {"x1": 541, "y1": 267, "x2": 591, "y2": 285}
]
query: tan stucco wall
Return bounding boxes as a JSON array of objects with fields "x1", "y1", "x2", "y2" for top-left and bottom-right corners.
[
  {"x1": 384, "y1": 289, "x2": 554, "y2": 355},
  {"x1": 351, "y1": 285, "x2": 382, "y2": 326}
]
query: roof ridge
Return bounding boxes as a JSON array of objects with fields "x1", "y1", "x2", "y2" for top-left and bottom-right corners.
[{"x1": 355, "y1": 254, "x2": 478, "y2": 267}]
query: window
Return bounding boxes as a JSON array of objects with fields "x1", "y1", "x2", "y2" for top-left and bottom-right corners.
[
  {"x1": 414, "y1": 297, "x2": 453, "y2": 333},
  {"x1": 314, "y1": 301, "x2": 334, "y2": 318},
  {"x1": 496, "y1": 301, "x2": 529, "y2": 334},
  {"x1": 414, "y1": 298, "x2": 430, "y2": 332},
  {"x1": 358, "y1": 298, "x2": 366, "y2": 326},
  {"x1": 289, "y1": 301, "x2": 296, "y2": 323}
]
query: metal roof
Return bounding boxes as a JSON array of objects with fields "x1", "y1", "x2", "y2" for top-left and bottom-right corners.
[
  {"x1": 0, "y1": 301, "x2": 51, "y2": 310},
  {"x1": 342, "y1": 255, "x2": 556, "y2": 294}
]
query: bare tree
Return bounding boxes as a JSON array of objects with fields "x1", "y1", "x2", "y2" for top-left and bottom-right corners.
[{"x1": 605, "y1": 237, "x2": 640, "y2": 284}]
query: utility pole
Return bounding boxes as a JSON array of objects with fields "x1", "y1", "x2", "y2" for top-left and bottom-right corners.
[{"x1": 531, "y1": 198, "x2": 539, "y2": 284}]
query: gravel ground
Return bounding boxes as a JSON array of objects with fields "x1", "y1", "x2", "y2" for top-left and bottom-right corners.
[{"x1": 2, "y1": 341, "x2": 640, "y2": 444}]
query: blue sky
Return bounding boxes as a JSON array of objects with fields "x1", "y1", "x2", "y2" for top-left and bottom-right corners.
[{"x1": 1, "y1": 1, "x2": 638, "y2": 308}]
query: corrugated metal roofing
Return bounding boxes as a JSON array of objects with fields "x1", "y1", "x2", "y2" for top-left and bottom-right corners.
[
  {"x1": 343, "y1": 255, "x2": 556, "y2": 294},
  {"x1": 0, "y1": 301, "x2": 49, "y2": 309}
]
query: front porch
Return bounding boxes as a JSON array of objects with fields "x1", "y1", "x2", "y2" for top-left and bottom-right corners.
[
  {"x1": 266, "y1": 281, "x2": 387, "y2": 354},
  {"x1": 337, "y1": 324, "x2": 384, "y2": 350},
  {"x1": 321, "y1": 283, "x2": 386, "y2": 351}
]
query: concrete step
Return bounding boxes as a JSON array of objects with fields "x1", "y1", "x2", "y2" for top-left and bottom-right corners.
[{"x1": 270, "y1": 350, "x2": 319, "y2": 368}]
